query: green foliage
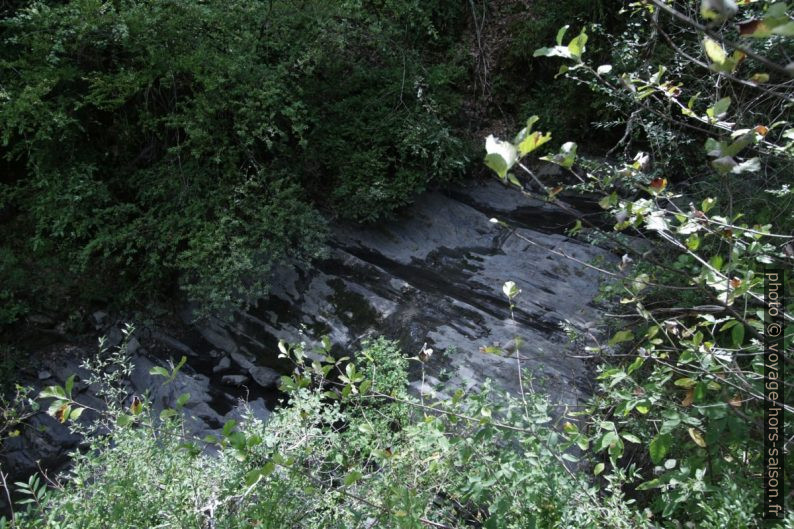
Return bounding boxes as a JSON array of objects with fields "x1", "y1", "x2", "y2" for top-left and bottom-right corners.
[
  {"x1": 481, "y1": 1, "x2": 794, "y2": 524},
  {"x1": 0, "y1": 0, "x2": 470, "y2": 323},
  {"x1": 4, "y1": 336, "x2": 654, "y2": 529}
]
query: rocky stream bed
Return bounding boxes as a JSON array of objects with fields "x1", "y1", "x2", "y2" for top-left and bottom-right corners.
[{"x1": 2, "y1": 177, "x2": 615, "y2": 493}]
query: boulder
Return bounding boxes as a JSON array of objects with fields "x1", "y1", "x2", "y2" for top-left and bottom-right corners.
[
  {"x1": 213, "y1": 356, "x2": 232, "y2": 373},
  {"x1": 221, "y1": 374, "x2": 249, "y2": 386},
  {"x1": 248, "y1": 366, "x2": 280, "y2": 388}
]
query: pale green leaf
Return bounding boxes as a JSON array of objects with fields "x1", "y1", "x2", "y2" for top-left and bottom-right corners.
[{"x1": 649, "y1": 433, "x2": 672, "y2": 464}]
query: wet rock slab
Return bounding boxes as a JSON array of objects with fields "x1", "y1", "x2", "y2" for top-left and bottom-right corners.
[
  {"x1": 2, "y1": 180, "x2": 612, "y2": 499},
  {"x1": 198, "y1": 180, "x2": 614, "y2": 409}
]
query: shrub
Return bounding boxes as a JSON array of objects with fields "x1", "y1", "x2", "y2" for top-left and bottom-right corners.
[
  {"x1": 481, "y1": 1, "x2": 794, "y2": 524},
  {"x1": 4, "y1": 336, "x2": 651, "y2": 528},
  {"x1": 0, "y1": 0, "x2": 471, "y2": 323}
]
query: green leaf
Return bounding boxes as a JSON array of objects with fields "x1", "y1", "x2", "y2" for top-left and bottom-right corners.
[
  {"x1": 343, "y1": 470, "x2": 363, "y2": 486},
  {"x1": 608, "y1": 330, "x2": 634, "y2": 345},
  {"x1": 244, "y1": 469, "x2": 262, "y2": 487},
  {"x1": 707, "y1": 97, "x2": 731, "y2": 119},
  {"x1": 674, "y1": 377, "x2": 697, "y2": 388},
  {"x1": 750, "y1": 72, "x2": 770, "y2": 83},
  {"x1": 517, "y1": 131, "x2": 552, "y2": 157},
  {"x1": 223, "y1": 420, "x2": 237, "y2": 437},
  {"x1": 261, "y1": 461, "x2": 276, "y2": 477},
  {"x1": 69, "y1": 407, "x2": 84, "y2": 421},
  {"x1": 703, "y1": 37, "x2": 724, "y2": 63},
  {"x1": 228, "y1": 431, "x2": 246, "y2": 450},
  {"x1": 649, "y1": 433, "x2": 672, "y2": 465},
  {"x1": 599, "y1": 431, "x2": 619, "y2": 452},
  {"x1": 700, "y1": 0, "x2": 738, "y2": 21},
  {"x1": 149, "y1": 366, "x2": 169, "y2": 378},
  {"x1": 725, "y1": 132, "x2": 756, "y2": 156},
  {"x1": 731, "y1": 323, "x2": 745, "y2": 346},
  {"x1": 636, "y1": 478, "x2": 662, "y2": 491},
  {"x1": 621, "y1": 432, "x2": 641, "y2": 444},
  {"x1": 567, "y1": 30, "x2": 588, "y2": 60},
  {"x1": 541, "y1": 141, "x2": 578, "y2": 169},
  {"x1": 358, "y1": 423, "x2": 375, "y2": 435},
  {"x1": 711, "y1": 156, "x2": 737, "y2": 174},
  {"x1": 555, "y1": 64, "x2": 569, "y2": 78},
  {"x1": 176, "y1": 393, "x2": 190, "y2": 408},
  {"x1": 39, "y1": 385, "x2": 66, "y2": 400},
  {"x1": 731, "y1": 158, "x2": 760, "y2": 174},
  {"x1": 533, "y1": 45, "x2": 573, "y2": 59},
  {"x1": 627, "y1": 356, "x2": 644, "y2": 375},
  {"x1": 485, "y1": 135, "x2": 518, "y2": 179},
  {"x1": 160, "y1": 409, "x2": 178, "y2": 420},
  {"x1": 555, "y1": 25, "x2": 570, "y2": 46},
  {"x1": 358, "y1": 379, "x2": 371, "y2": 395},
  {"x1": 175, "y1": 356, "x2": 187, "y2": 372},
  {"x1": 64, "y1": 374, "x2": 75, "y2": 397},
  {"x1": 593, "y1": 462, "x2": 605, "y2": 476},
  {"x1": 502, "y1": 281, "x2": 520, "y2": 300}
]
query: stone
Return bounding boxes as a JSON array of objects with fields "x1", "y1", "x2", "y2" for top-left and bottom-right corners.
[
  {"x1": 11, "y1": 179, "x2": 612, "y2": 488},
  {"x1": 213, "y1": 356, "x2": 232, "y2": 373},
  {"x1": 223, "y1": 397, "x2": 270, "y2": 424},
  {"x1": 91, "y1": 310, "x2": 109, "y2": 329},
  {"x1": 221, "y1": 374, "x2": 249, "y2": 386},
  {"x1": 198, "y1": 322, "x2": 239, "y2": 355},
  {"x1": 105, "y1": 326, "x2": 123, "y2": 347},
  {"x1": 28, "y1": 314, "x2": 54, "y2": 326},
  {"x1": 126, "y1": 337, "x2": 141, "y2": 355},
  {"x1": 248, "y1": 366, "x2": 280, "y2": 388},
  {"x1": 151, "y1": 331, "x2": 198, "y2": 357},
  {"x1": 38, "y1": 370, "x2": 52, "y2": 380},
  {"x1": 230, "y1": 351, "x2": 254, "y2": 371},
  {"x1": 196, "y1": 179, "x2": 614, "y2": 413}
]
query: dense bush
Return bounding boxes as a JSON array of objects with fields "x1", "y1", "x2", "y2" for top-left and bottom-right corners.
[
  {"x1": 0, "y1": 0, "x2": 469, "y2": 322},
  {"x1": 3, "y1": 336, "x2": 651, "y2": 529},
  {"x1": 483, "y1": 0, "x2": 794, "y2": 525}
]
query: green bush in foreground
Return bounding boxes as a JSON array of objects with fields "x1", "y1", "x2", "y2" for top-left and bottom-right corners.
[{"x1": 4, "y1": 336, "x2": 651, "y2": 529}]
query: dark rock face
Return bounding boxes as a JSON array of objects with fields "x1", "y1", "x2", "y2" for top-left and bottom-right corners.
[
  {"x1": 1, "y1": 180, "x2": 612, "y2": 499},
  {"x1": 196, "y1": 180, "x2": 613, "y2": 409}
]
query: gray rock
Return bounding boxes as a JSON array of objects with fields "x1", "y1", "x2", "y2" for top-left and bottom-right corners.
[
  {"x1": 213, "y1": 356, "x2": 232, "y2": 373},
  {"x1": 151, "y1": 331, "x2": 198, "y2": 357},
  {"x1": 28, "y1": 314, "x2": 55, "y2": 326},
  {"x1": 221, "y1": 374, "x2": 249, "y2": 386},
  {"x1": 38, "y1": 370, "x2": 52, "y2": 380},
  {"x1": 105, "y1": 326, "x2": 123, "y2": 347},
  {"x1": 196, "y1": 179, "x2": 614, "y2": 413},
  {"x1": 126, "y1": 337, "x2": 141, "y2": 355},
  {"x1": 223, "y1": 397, "x2": 270, "y2": 424},
  {"x1": 230, "y1": 351, "x2": 254, "y2": 371},
  {"x1": 91, "y1": 310, "x2": 108, "y2": 329},
  {"x1": 198, "y1": 322, "x2": 239, "y2": 355},
  {"x1": 248, "y1": 366, "x2": 280, "y2": 388}
]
